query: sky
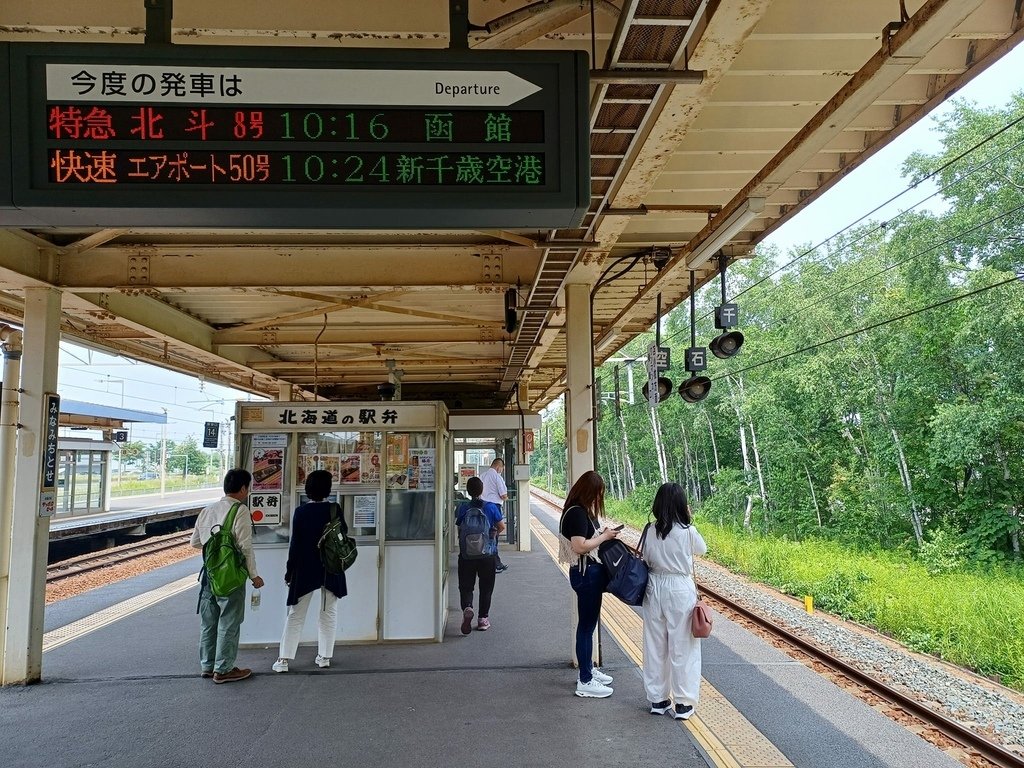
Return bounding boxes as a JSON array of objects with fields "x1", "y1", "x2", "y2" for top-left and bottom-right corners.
[
  {"x1": 57, "y1": 342, "x2": 264, "y2": 447},
  {"x1": 54, "y1": 40, "x2": 1024, "y2": 442}
]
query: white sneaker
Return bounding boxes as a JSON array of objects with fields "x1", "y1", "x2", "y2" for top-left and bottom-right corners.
[
  {"x1": 315, "y1": 655, "x2": 331, "y2": 668},
  {"x1": 271, "y1": 659, "x2": 288, "y2": 673},
  {"x1": 575, "y1": 678, "x2": 613, "y2": 698},
  {"x1": 591, "y1": 667, "x2": 613, "y2": 684}
]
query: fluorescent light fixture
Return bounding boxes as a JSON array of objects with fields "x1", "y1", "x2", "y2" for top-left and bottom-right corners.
[
  {"x1": 594, "y1": 325, "x2": 624, "y2": 353},
  {"x1": 686, "y1": 197, "x2": 766, "y2": 269}
]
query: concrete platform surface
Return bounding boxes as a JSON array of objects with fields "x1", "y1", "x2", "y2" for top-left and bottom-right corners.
[{"x1": 3, "y1": 547, "x2": 707, "y2": 768}]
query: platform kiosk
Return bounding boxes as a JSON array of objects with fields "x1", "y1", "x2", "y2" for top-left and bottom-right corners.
[{"x1": 236, "y1": 400, "x2": 450, "y2": 646}]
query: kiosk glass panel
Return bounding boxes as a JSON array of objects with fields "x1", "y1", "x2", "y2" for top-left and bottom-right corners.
[{"x1": 384, "y1": 431, "x2": 436, "y2": 541}]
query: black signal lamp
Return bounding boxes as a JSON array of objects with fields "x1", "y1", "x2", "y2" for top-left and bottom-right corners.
[
  {"x1": 710, "y1": 258, "x2": 744, "y2": 359},
  {"x1": 641, "y1": 376, "x2": 673, "y2": 403},
  {"x1": 679, "y1": 375, "x2": 712, "y2": 403},
  {"x1": 710, "y1": 330, "x2": 744, "y2": 359}
]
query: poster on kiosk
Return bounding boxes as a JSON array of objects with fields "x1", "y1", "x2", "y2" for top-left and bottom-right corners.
[{"x1": 236, "y1": 400, "x2": 449, "y2": 647}]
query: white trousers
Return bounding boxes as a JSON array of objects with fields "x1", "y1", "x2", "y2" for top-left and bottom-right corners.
[
  {"x1": 278, "y1": 590, "x2": 339, "y2": 660},
  {"x1": 642, "y1": 573, "x2": 702, "y2": 706}
]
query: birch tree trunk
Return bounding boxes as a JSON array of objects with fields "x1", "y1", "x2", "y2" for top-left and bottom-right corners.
[
  {"x1": 748, "y1": 422, "x2": 770, "y2": 528},
  {"x1": 703, "y1": 408, "x2": 720, "y2": 473},
  {"x1": 617, "y1": 401, "x2": 636, "y2": 496},
  {"x1": 680, "y1": 423, "x2": 698, "y2": 501},
  {"x1": 805, "y1": 463, "x2": 822, "y2": 528},
  {"x1": 995, "y1": 441, "x2": 1021, "y2": 560},
  {"x1": 878, "y1": 409, "x2": 924, "y2": 547},
  {"x1": 648, "y1": 405, "x2": 668, "y2": 482},
  {"x1": 727, "y1": 375, "x2": 755, "y2": 532}
]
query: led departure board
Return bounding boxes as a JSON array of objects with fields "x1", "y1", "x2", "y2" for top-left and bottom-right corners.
[{"x1": 1, "y1": 44, "x2": 589, "y2": 228}]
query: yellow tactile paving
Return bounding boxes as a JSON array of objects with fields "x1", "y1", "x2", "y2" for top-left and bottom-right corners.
[
  {"x1": 531, "y1": 517, "x2": 793, "y2": 768},
  {"x1": 43, "y1": 574, "x2": 198, "y2": 653}
]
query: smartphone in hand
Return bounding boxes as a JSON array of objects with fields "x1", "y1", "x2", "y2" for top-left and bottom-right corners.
[{"x1": 611, "y1": 524, "x2": 625, "y2": 531}]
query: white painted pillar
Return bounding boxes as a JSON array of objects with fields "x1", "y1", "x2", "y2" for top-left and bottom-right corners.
[
  {"x1": 0, "y1": 327, "x2": 24, "y2": 668},
  {"x1": 516, "y1": 379, "x2": 531, "y2": 553},
  {"x1": 563, "y1": 283, "x2": 599, "y2": 670},
  {"x1": 564, "y1": 283, "x2": 594, "y2": 485},
  {"x1": 3, "y1": 288, "x2": 60, "y2": 685},
  {"x1": 277, "y1": 381, "x2": 292, "y2": 401}
]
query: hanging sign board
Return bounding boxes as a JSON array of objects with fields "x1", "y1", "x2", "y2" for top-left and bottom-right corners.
[
  {"x1": 39, "y1": 393, "x2": 61, "y2": 517},
  {"x1": 646, "y1": 344, "x2": 660, "y2": 407},
  {"x1": 2, "y1": 43, "x2": 589, "y2": 228},
  {"x1": 203, "y1": 421, "x2": 220, "y2": 448}
]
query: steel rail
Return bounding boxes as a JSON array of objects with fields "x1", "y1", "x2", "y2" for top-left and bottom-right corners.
[
  {"x1": 47, "y1": 531, "x2": 193, "y2": 582},
  {"x1": 697, "y1": 582, "x2": 1024, "y2": 768},
  {"x1": 528, "y1": 489, "x2": 1024, "y2": 768}
]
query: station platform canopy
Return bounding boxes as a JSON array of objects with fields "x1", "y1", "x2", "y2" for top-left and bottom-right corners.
[
  {"x1": 59, "y1": 399, "x2": 167, "y2": 430},
  {"x1": 0, "y1": 0, "x2": 1020, "y2": 410}
]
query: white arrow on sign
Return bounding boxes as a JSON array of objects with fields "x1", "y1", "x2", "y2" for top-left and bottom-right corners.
[{"x1": 47, "y1": 64, "x2": 543, "y2": 107}]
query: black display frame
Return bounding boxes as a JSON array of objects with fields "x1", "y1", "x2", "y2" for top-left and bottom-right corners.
[{"x1": 3, "y1": 43, "x2": 590, "y2": 229}]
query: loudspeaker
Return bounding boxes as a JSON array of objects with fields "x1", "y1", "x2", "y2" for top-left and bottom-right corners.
[{"x1": 504, "y1": 288, "x2": 519, "y2": 334}]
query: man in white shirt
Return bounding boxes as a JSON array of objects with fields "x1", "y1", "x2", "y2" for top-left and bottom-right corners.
[
  {"x1": 480, "y1": 459, "x2": 509, "y2": 572},
  {"x1": 190, "y1": 468, "x2": 264, "y2": 684}
]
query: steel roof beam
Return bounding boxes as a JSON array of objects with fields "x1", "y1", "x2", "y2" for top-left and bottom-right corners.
[{"x1": 51, "y1": 249, "x2": 542, "y2": 290}]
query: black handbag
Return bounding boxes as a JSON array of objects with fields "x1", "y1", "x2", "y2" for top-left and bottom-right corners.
[{"x1": 598, "y1": 524, "x2": 650, "y2": 606}]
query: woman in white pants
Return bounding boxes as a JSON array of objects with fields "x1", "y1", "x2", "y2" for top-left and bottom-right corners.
[
  {"x1": 272, "y1": 470, "x2": 348, "y2": 672},
  {"x1": 642, "y1": 482, "x2": 708, "y2": 720}
]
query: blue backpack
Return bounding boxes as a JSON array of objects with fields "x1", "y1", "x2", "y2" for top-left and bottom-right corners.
[{"x1": 459, "y1": 502, "x2": 491, "y2": 559}]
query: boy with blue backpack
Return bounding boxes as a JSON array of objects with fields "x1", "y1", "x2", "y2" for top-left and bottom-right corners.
[{"x1": 455, "y1": 476, "x2": 505, "y2": 634}]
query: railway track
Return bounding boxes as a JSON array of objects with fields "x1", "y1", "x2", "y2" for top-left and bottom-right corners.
[
  {"x1": 46, "y1": 531, "x2": 193, "y2": 582},
  {"x1": 528, "y1": 489, "x2": 1024, "y2": 768},
  {"x1": 695, "y1": 582, "x2": 1024, "y2": 768}
]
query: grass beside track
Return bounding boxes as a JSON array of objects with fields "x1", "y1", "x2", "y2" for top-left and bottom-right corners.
[{"x1": 599, "y1": 496, "x2": 1024, "y2": 693}]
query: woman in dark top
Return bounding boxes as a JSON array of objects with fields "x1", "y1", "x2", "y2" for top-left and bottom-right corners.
[
  {"x1": 558, "y1": 470, "x2": 620, "y2": 698},
  {"x1": 271, "y1": 470, "x2": 348, "y2": 673}
]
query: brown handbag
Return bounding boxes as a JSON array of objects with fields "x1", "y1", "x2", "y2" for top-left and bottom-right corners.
[
  {"x1": 688, "y1": 526, "x2": 712, "y2": 637},
  {"x1": 691, "y1": 598, "x2": 713, "y2": 638}
]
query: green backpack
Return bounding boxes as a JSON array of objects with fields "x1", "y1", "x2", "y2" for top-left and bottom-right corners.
[
  {"x1": 202, "y1": 502, "x2": 249, "y2": 597},
  {"x1": 318, "y1": 503, "x2": 357, "y2": 575}
]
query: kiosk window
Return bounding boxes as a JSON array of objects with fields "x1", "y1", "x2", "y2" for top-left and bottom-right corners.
[{"x1": 384, "y1": 431, "x2": 436, "y2": 541}]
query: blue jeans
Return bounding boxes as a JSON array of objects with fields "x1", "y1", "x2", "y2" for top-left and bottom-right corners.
[
  {"x1": 198, "y1": 582, "x2": 246, "y2": 674},
  {"x1": 569, "y1": 562, "x2": 607, "y2": 683}
]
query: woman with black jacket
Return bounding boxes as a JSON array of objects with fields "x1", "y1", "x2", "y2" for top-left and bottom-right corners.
[{"x1": 271, "y1": 470, "x2": 348, "y2": 673}]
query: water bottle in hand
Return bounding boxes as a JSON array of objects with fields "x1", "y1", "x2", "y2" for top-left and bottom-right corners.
[{"x1": 250, "y1": 589, "x2": 261, "y2": 611}]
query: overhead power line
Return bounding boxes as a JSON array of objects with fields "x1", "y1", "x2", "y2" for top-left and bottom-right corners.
[
  {"x1": 711, "y1": 276, "x2": 1020, "y2": 381},
  {"x1": 770, "y1": 200, "x2": 1024, "y2": 328},
  {"x1": 732, "y1": 110, "x2": 1024, "y2": 302}
]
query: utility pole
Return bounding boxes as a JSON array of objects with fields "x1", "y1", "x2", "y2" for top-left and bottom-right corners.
[
  {"x1": 546, "y1": 422, "x2": 552, "y2": 492},
  {"x1": 159, "y1": 408, "x2": 167, "y2": 498}
]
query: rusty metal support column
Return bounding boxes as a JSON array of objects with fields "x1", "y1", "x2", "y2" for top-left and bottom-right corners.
[
  {"x1": 144, "y1": 0, "x2": 173, "y2": 46},
  {"x1": 449, "y1": 0, "x2": 469, "y2": 49}
]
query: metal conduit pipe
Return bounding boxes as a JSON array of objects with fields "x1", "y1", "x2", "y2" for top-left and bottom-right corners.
[
  {"x1": 0, "y1": 324, "x2": 24, "y2": 658},
  {"x1": 474, "y1": 0, "x2": 619, "y2": 35}
]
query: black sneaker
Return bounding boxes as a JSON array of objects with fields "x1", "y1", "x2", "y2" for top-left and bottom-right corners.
[
  {"x1": 495, "y1": 564, "x2": 509, "y2": 573},
  {"x1": 650, "y1": 700, "x2": 671, "y2": 715},
  {"x1": 672, "y1": 703, "x2": 694, "y2": 720}
]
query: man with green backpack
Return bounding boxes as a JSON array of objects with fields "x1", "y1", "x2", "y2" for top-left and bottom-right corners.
[{"x1": 190, "y1": 468, "x2": 264, "y2": 684}]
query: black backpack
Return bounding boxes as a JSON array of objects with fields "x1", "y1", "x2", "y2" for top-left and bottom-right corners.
[{"x1": 318, "y1": 503, "x2": 357, "y2": 574}]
